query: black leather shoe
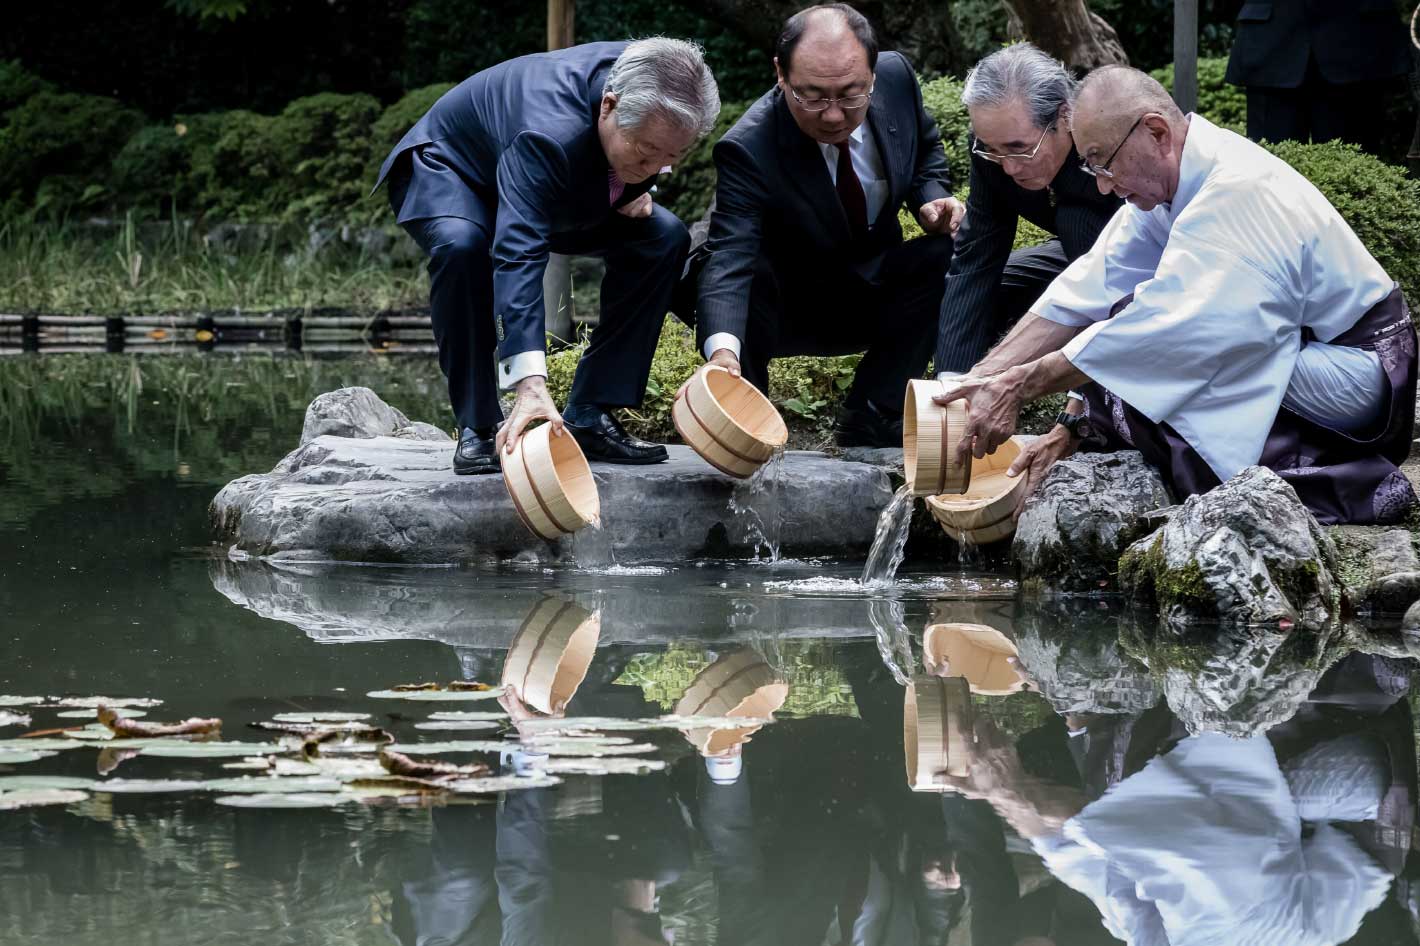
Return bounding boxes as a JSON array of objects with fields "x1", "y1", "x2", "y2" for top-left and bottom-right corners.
[
  {"x1": 563, "y1": 408, "x2": 668, "y2": 464},
  {"x1": 453, "y1": 427, "x2": 499, "y2": 475},
  {"x1": 834, "y1": 401, "x2": 904, "y2": 449}
]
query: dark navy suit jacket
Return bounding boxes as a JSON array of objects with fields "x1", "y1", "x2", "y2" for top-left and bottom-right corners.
[
  {"x1": 374, "y1": 41, "x2": 655, "y2": 360},
  {"x1": 1224, "y1": 0, "x2": 1411, "y2": 88},
  {"x1": 695, "y1": 51, "x2": 952, "y2": 344}
]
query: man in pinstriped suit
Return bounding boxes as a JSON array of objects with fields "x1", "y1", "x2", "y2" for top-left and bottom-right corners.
[{"x1": 935, "y1": 44, "x2": 1120, "y2": 381}]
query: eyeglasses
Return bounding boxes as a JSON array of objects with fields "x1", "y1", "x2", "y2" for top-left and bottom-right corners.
[
  {"x1": 787, "y1": 84, "x2": 873, "y2": 112},
  {"x1": 1080, "y1": 114, "x2": 1145, "y2": 178},
  {"x1": 972, "y1": 123, "x2": 1055, "y2": 164}
]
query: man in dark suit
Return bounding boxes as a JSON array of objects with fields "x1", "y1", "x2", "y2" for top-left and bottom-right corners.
[
  {"x1": 691, "y1": 3, "x2": 961, "y2": 448},
  {"x1": 1225, "y1": 0, "x2": 1411, "y2": 150},
  {"x1": 376, "y1": 39, "x2": 719, "y2": 474},
  {"x1": 936, "y1": 43, "x2": 1121, "y2": 377}
]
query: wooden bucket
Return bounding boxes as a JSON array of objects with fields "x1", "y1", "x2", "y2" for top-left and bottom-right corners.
[
  {"x1": 924, "y1": 436, "x2": 1028, "y2": 545},
  {"x1": 502, "y1": 422, "x2": 600, "y2": 542},
  {"x1": 904, "y1": 674, "x2": 973, "y2": 791},
  {"x1": 673, "y1": 365, "x2": 788, "y2": 479},
  {"x1": 903, "y1": 379, "x2": 970, "y2": 497},
  {"x1": 674, "y1": 650, "x2": 789, "y2": 756},
  {"x1": 500, "y1": 598, "x2": 601, "y2": 715},
  {"x1": 923, "y1": 623, "x2": 1025, "y2": 696}
]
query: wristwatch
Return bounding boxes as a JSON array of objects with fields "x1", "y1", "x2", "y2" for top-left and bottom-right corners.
[{"x1": 1054, "y1": 410, "x2": 1092, "y2": 440}]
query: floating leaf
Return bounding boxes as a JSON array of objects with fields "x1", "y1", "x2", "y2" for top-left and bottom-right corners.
[
  {"x1": 271, "y1": 712, "x2": 370, "y2": 723},
  {"x1": 367, "y1": 689, "x2": 502, "y2": 703},
  {"x1": 0, "y1": 775, "x2": 98, "y2": 791},
  {"x1": 251, "y1": 720, "x2": 373, "y2": 735},
  {"x1": 94, "y1": 779, "x2": 208, "y2": 794},
  {"x1": 215, "y1": 793, "x2": 349, "y2": 809},
  {"x1": 413, "y1": 720, "x2": 503, "y2": 732},
  {"x1": 222, "y1": 757, "x2": 275, "y2": 771},
  {"x1": 98, "y1": 706, "x2": 219, "y2": 737},
  {"x1": 346, "y1": 776, "x2": 450, "y2": 796},
  {"x1": 442, "y1": 774, "x2": 563, "y2": 793},
  {"x1": 0, "y1": 789, "x2": 89, "y2": 809},
  {"x1": 540, "y1": 757, "x2": 668, "y2": 776},
  {"x1": 0, "y1": 697, "x2": 44, "y2": 708},
  {"x1": 428, "y1": 711, "x2": 510, "y2": 722},
  {"x1": 50, "y1": 697, "x2": 163, "y2": 709},
  {"x1": 0, "y1": 712, "x2": 32, "y2": 728},
  {"x1": 302, "y1": 728, "x2": 393, "y2": 757},
  {"x1": 203, "y1": 777, "x2": 343, "y2": 794},
  {"x1": 274, "y1": 757, "x2": 385, "y2": 780},
  {"x1": 55, "y1": 708, "x2": 147, "y2": 720},
  {"x1": 379, "y1": 748, "x2": 490, "y2": 781},
  {"x1": 0, "y1": 739, "x2": 84, "y2": 751},
  {"x1": 521, "y1": 740, "x2": 657, "y2": 757},
  {"x1": 139, "y1": 741, "x2": 275, "y2": 758},
  {"x1": 517, "y1": 715, "x2": 769, "y2": 735},
  {"x1": 387, "y1": 741, "x2": 514, "y2": 756},
  {"x1": 0, "y1": 749, "x2": 57, "y2": 764}
]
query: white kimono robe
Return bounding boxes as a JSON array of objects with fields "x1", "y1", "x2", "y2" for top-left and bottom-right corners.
[{"x1": 1033, "y1": 114, "x2": 1395, "y2": 481}]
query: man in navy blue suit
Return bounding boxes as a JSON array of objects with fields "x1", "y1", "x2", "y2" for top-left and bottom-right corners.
[{"x1": 376, "y1": 39, "x2": 720, "y2": 474}]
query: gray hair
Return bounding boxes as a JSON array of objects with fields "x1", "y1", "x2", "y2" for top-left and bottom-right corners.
[
  {"x1": 962, "y1": 42, "x2": 1076, "y2": 130},
  {"x1": 606, "y1": 37, "x2": 721, "y2": 138}
]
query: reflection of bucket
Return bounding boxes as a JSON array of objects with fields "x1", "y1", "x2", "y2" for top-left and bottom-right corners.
[
  {"x1": 903, "y1": 379, "x2": 970, "y2": 497},
  {"x1": 925, "y1": 436, "x2": 1028, "y2": 544},
  {"x1": 904, "y1": 675, "x2": 973, "y2": 791},
  {"x1": 672, "y1": 365, "x2": 788, "y2": 479},
  {"x1": 501, "y1": 598, "x2": 601, "y2": 715},
  {"x1": 674, "y1": 650, "x2": 789, "y2": 756},
  {"x1": 502, "y1": 422, "x2": 600, "y2": 542},
  {"x1": 924, "y1": 623, "x2": 1025, "y2": 695}
]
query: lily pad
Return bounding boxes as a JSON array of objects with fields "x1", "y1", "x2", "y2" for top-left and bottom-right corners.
[
  {"x1": 387, "y1": 741, "x2": 514, "y2": 756},
  {"x1": 251, "y1": 720, "x2": 373, "y2": 735},
  {"x1": 345, "y1": 776, "x2": 450, "y2": 797},
  {"x1": 518, "y1": 715, "x2": 770, "y2": 735},
  {"x1": 204, "y1": 777, "x2": 343, "y2": 794},
  {"x1": 0, "y1": 739, "x2": 84, "y2": 752},
  {"x1": 520, "y1": 740, "x2": 657, "y2": 757},
  {"x1": 0, "y1": 711, "x2": 32, "y2": 728},
  {"x1": 428, "y1": 711, "x2": 510, "y2": 722},
  {"x1": 367, "y1": 689, "x2": 502, "y2": 703},
  {"x1": 274, "y1": 757, "x2": 385, "y2": 780},
  {"x1": 0, "y1": 775, "x2": 99, "y2": 791},
  {"x1": 540, "y1": 757, "x2": 668, "y2": 776},
  {"x1": 442, "y1": 774, "x2": 564, "y2": 793},
  {"x1": 0, "y1": 749, "x2": 57, "y2": 765},
  {"x1": 0, "y1": 789, "x2": 89, "y2": 810},
  {"x1": 215, "y1": 793, "x2": 350, "y2": 809},
  {"x1": 93, "y1": 779, "x2": 209, "y2": 794},
  {"x1": 50, "y1": 697, "x2": 164, "y2": 709},
  {"x1": 139, "y1": 741, "x2": 275, "y2": 758},
  {"x1": 0, "y1": 697, "x2": 45, "y2": 707},
  {"x1": 55, "y1": 708, "x2": 147, "y2": 720},
  {"x1": 221, "y1": 757, "x2": 275, "y2": 771},
  {"x1": 413, "y1": 720, "x2": 503, "y2": 732},
  {"x1": 271, "y1": 712, "x2": 370, "y2": 723}
]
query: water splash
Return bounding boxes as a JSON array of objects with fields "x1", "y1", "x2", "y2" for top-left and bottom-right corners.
[
  {"x1": 867, "y1": 598, "x2": 915, "y2": 685},
  {"x1": 955, "y1": 528, "x2": 983, "y2": 569},
  {"x1": 728, "y1": 448, "x2": 786, "y2": 563},
  {"x1": 860, "y1": 484, "x2": 915, "y2": 587},
  {"x1": 569, "y1": 512, "x2": 617, "y2": 569}
]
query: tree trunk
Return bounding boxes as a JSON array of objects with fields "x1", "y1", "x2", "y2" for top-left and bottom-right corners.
[
  {"x1": 679, "y1": 0, "x2": 963, "y2": 76},
  {"x1": 1002, "y1": 0, "x2": 1129, "y2": 72}
]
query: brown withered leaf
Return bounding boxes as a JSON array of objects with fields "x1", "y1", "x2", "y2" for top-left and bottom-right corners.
[
  {"x1": 378, "y1": 747, "x2": 491, "y2": 781},
  {"x1": 97, "y1": 705, "x2": 221, "y2": 738}
]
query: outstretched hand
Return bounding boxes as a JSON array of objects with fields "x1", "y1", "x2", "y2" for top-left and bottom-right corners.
[
  {"x1": 1005, "y1": 425, "x2": 1077, "y2": 520},
  {"x1": 677, "y1": 348, "x2": 741, "y2": 399},
  {"x1": 934, "y1": 371, "x2": 1026, "y2": 466},
  {"x1": 496, "y1": 375, "x2": 563, "y2": 456},
  {"x1": 919, "y1": 196, "x2": 966, "y2": 237}
]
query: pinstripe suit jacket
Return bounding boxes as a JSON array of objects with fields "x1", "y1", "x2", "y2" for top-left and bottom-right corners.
[{"x1": 934, "y1": 144, "x2": 1120, "y2": 373}]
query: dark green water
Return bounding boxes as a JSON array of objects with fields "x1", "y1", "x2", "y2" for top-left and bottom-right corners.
[{"x1": 2, "y1": 354, "x2": 1418, "y2": 946}]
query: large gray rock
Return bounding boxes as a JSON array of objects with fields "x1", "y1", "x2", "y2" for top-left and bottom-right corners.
[
  {"x1": 1334, "y1": 528, "x2": 1420, "y2": 614},
  {"x1": 300, "y1": 386, "x2": 415, "y2": 444},
  {"x1": 1012, "y1": 600, "x2": 1161, "y2": 715},
  {"x1": 212, "y1": 436, "x2": 894, "y2": 564},
  {"x1": 1012, "y1": 452, "x2": 1171, "y2": 592},
  {"x1": 1119, "y1": 466, "x2": 1340, "y2": 628}
]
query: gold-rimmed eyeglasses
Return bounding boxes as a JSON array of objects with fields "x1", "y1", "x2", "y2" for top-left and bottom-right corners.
[
  {"x1": 972, "y1": 123, "x2": 1055, "y2": 165},
  {"x1": 787, "y1": 84, "x2": 874, "y2": 112},
  {"x1": 1080, "y1": 114, "x2": 1145, "y2": 178}
]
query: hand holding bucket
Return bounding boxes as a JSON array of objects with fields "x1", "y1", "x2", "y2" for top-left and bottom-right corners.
[{"x1": 673, "y1": 364, "x2": 788, "y2": 479}]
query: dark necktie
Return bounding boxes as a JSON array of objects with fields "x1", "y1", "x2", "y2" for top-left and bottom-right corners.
[{"x1": 834, "y1": 141, "x2": 869, "y2": 234}]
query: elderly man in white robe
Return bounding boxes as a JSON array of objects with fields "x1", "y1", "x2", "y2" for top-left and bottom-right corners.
[{"x1": 937, "y1": 66, "x2": 1417, "y2": 525}]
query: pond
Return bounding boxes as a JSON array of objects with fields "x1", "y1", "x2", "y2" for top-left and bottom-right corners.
[{"x1": 2, "y1": 354, "x2": 1418, "y2": 946}]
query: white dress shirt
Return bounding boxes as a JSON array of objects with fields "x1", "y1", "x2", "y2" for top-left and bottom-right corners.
[
  {"x1": 1030, "y1": 114, "x2": 1394, "y2": 480},
  {"x1": 702, "y1": 122, "x2": 890, "y2": 362}
]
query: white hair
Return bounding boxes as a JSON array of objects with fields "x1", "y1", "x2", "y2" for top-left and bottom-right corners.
[
  {"x1": 962, "y1": 42, "x2": 1076, "y2": 130},
  {"x1": 606, "y1": 37, "x2": 721, "y2": 138}
]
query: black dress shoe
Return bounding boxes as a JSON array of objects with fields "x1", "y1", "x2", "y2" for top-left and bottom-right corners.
[
  {"x1": 453, "y1": 427, "x2": 499, "y2": 475},
  {"x1": 562, "y1": 408, "x2": 668, "y2": 464},
  {"x1": 834, "y1": 401, "x2": 905, "y2": 449}
]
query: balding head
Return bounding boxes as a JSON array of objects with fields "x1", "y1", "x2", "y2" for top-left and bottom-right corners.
[
  {"x1": 775, "y1": 4, "x2": 878, "y2": 145},
  {"x1": 1069, "y1": 65, "x2": 1190, "y2": 211}
]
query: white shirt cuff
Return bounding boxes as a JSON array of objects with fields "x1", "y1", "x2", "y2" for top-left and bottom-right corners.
[
  {"x1": 703, "y1": 333, "x2": 741, "y2": 361},
  {"x1": 936, "y1": 372, "x2": 966, "y2": 385},
  {"x1": 499, "y1": 350, "x2": 547, "y2": 391}
]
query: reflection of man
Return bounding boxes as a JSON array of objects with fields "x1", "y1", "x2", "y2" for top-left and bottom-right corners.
[
  {"x1": 690, "y1": 3, "x2": 960, "y2": 447},
  {"x1": 936, "y1": 43, "x2": 1119, "y2": 377},
  {"x1": 941, "y1": 66, "x2": 1417, "y2": 525},
  {"x1": 376, "y1": 40, "x2": 719, "y2": 473}
]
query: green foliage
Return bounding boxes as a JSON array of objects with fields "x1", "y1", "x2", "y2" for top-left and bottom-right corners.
[
  {"x1": 918, "y1": 74, "x2": 971, "y2": 189},
  {"x1": 0, "y1": 59, "x2": 52, "y2": 112},
  {"x1": 658, "y1": 99, "x2": 750, "y2": 224},
  {"x1": 370, "y1": 83, "x2": 455, "y2": 156},
  {"x1": 1150, "y1": 58, "x2": 1246, "y2": 135},
  {"x1": 1263, "y1": 139, "x2": 1420, "y2": 307},
  {"x1": 0, "y1": 91, "x2": 145, "y2": 217}
]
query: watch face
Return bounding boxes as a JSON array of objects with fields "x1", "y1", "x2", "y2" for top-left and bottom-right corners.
[{"x1": 1074, "y1": 418, "x2": 1092, "y2": 440}]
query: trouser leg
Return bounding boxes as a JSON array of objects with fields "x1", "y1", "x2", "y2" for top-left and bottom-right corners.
[
  {"x1": 399, "y1": 215, "x2": 501, "y2": 432},
  {"x1": 558, "y1": 204, "x2": 690, "y2": 411},
  {"x1": 995, "y1": 239, "x2": 1071, "y2": 328},
  {"x1": 1245, "y1": 85, "x2": 1308, "y2": 143}
]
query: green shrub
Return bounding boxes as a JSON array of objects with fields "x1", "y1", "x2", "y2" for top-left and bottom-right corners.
[
  {"x1": 658, "y1": 99, "x2": 750, "y2": 225},
  {"x1": 1150, "y1": 58, "x2": 1246, "y2": 135},
  {"x1": 0, "y1": 91, "x2": 145, "y2": 215},
  {"x1": 371, "y1": 83, "x2": 456, "y2": 156},
  {"x1": 1264, "y1": 139, "x2": 1420, "y2": 308},
  {"x1": 919, "y1": 74, "x2": 971, "y2": 190},
  {"x1": 0, "y1": 59, "x2": 52, "y2": 112}
]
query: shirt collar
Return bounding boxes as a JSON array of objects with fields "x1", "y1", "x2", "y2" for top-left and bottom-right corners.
[
  {"x1": 819, "y1": 121, "x2": 868, "y2": 157},
  {"x1": 1165, "y1": 113, "x2": 1208, "y2": 221}
]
